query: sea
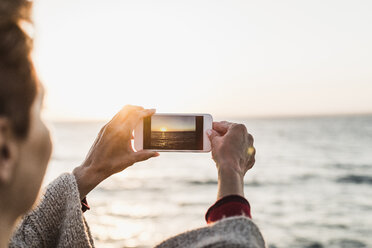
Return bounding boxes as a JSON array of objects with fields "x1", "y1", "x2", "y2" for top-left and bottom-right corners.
[{"x1": 43, "y1": 115, "x2": 372, "y2": 248}]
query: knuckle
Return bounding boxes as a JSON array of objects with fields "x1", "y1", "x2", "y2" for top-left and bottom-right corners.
[
  {"x1": 124, "y1": 105, "x2": 143, "y2": 111},
  {"x1": 230, "y1": 123, "x2": 238, "y2": 129},
  {"x1": 122, "y1": 104, "x2": 132, "y2": 111},
  {"x1": 105, "y1": 122, "x2": 115, "y2": 132},
  {"x1": 233, "y1": 123, "x2": 247, "y2": 132},
  {"x1": 247, "y1": 157, "x2": 255, "y2": 167},
  {"x1": 122, "y1": 105, "x2": 139, "y2": 113},
  {"x1": 247, "y1": 133, "x2": 254, "y2": 142}
]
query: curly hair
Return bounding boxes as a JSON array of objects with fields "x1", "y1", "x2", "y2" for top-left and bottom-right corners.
[{"x1": 0, "y1": 0, "x2": 37, "y2": 139}]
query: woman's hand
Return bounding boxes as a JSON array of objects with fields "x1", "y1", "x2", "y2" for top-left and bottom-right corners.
[
  {"x1": 73, "y1": 105, "x2": 159, "y2": 199},
  {"x1": 207, "y1": 121, "x2": 256, "y2": 199}
]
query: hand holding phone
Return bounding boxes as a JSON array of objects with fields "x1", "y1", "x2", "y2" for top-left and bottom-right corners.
[
  {"x1": 207, "y1": 121, "x2": 256, "y2": 199},
  {"x1": 73, "y1": 105, "x2": 159, "y2": 199},
  {"x1": 134, "y1": 114, "x2": 213, "y2": 152}
]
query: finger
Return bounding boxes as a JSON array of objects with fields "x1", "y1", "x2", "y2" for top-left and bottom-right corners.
[
  {"x1": 137, "y1": 109, "x2": 156, "y2": 120},
  {"x1": 207, "y1": 129, "x2": 221, "y2": 147},
  {"x1": 131, "y1": 151, "x2": 160, "y2": 163},
  {"x1": 247, "y1": 133, "x2": 254, "y2": 146},
  {"x1": 123, "y1": 104, "x2": 144, "y2": 112},
  {"x1": 111, "y1": 105, "x2": 144, "y2": 124},
  {"x1": 207, "y1": 129, "x2": 220, "y2": 141},
  {"x1": 247, "y1": 156, "x2": 256, "y2": 170},
  {"x1": 126, "y1": 109, "x2": 156, "y2": 130},
  {"x1": 213, "y1": 121, "x2": 233, "y2": 135}
]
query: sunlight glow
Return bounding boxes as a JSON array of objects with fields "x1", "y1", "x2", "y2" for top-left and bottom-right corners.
[
  {"x1": 32, "y1": 0, "x2": 372, "y2": 120},
  {"x1": 160, "y1": 127, "x2": 167, "y2": 132}
]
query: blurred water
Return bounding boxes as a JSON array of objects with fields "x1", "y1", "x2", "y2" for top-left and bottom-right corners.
[{"x1": 44, "y1": 115, "x2": 372, "y2": 248}]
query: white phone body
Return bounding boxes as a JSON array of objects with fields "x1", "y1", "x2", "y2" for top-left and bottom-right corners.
[{"x1": 134, "y1": 113, "x2": 213, "y2": 152}]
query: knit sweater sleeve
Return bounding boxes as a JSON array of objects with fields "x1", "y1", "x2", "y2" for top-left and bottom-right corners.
[
  {"x1": 155, "y1": 216, "x2": 266, "y2": 248},
  {"x1": 9, "y1": 173, "x2": 95, "y2": 248}
]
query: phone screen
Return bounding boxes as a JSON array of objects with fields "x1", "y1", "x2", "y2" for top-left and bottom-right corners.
[{"x1": 143, "y1": 115, "x2": 204, "y2": 150}]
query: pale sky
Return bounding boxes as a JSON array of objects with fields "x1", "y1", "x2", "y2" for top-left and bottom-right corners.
[
  {"x1": 32, "y1": 0, "x2": 372, "y2": 121},
  {"x1": 151, "y1": 116, "x2": 195, "y2": 132}
]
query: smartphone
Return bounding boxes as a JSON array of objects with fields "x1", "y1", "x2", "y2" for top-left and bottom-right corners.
[{"x1": 134, "y1": 113, "x2": 213, "y2": 152}]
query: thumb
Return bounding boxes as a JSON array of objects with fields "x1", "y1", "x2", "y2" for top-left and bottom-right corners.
[
  {"x1": 132, "y1": 151, "x2": 159, "y2": 163},
  {"x1": 207, "y1": 129, "x2": 220, "y2": 143}
]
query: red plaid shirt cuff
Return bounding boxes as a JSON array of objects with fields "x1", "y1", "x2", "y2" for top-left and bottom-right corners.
[
  {"x1": 81, "y1": 197, "x2": 90, "y2": 212},
  {"x1": 205, "y1": 195, "x2": 251, "y2": 224}
]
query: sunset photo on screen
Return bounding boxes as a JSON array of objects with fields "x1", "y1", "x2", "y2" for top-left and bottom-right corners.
[{"x1": 148, "y1": 115, "x2": 201, "y2": 150}]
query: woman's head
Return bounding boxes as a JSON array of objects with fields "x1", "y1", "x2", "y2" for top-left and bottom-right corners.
[
  {"x1": 0, "y1": 0, "x2": 52, "y2": 221},
  {"x1": 0, "y1": 0, "x2": 36, "y2": 139}
]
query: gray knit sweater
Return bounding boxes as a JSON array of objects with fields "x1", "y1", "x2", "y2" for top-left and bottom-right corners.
[{"x1": 9, "y1": 173, "x2": 266, "y2": 248}]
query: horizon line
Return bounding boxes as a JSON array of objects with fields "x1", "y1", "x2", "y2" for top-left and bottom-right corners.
[{"x1": 47, "y1": 111, "x2": 372, "y2": 123}]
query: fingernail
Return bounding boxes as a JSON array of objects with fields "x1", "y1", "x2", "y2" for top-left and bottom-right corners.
[
  {"x1": 206, "y1": 129, "x2": 212, "y2": 136},
  {"x1": 154, "y1": 152, "x2": 160, "y2": 157}
]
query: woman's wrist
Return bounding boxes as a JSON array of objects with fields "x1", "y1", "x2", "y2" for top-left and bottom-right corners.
[
  {"x1": 73, "y1": 164, "x2": 107, "y2": 200},
  {"x1": 217, "y1": 166, "x2": 245, "y2": 200}
]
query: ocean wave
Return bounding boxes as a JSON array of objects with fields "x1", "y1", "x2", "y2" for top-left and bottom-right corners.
[
  {"x1": 337, "y1": 175, "x2": 372, "y2": 185},
  {"x1": 304, "y1": 243, "x2": 324, "y2": 248},
  {"x1": 269, "y1": 241, "x2": 324, "y2": 248},
  {"x1": 187, "y1": 180, "x2": 218, "y2": 185},
  {"x1": 328, "y1": 239, "x2": 366, "y2": 248},
  {"x1": 187, "y1": 180, "x2": 261, "y2": 186},
  {"x1": 177, "y1": 201, "x2": 206, "y2": 207},
  {"x1": 95, "y1": 186, "x2": 164, "y2": 193},
  {"x1": 295, "y1": 174, "x2": 319, "y2": 181},
  {"x1": 332, "y1": 163, "x2": 372, "y2": 169},
  {"x1": 107, "y1": 212, "x2": 159, "y2": 219}
]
